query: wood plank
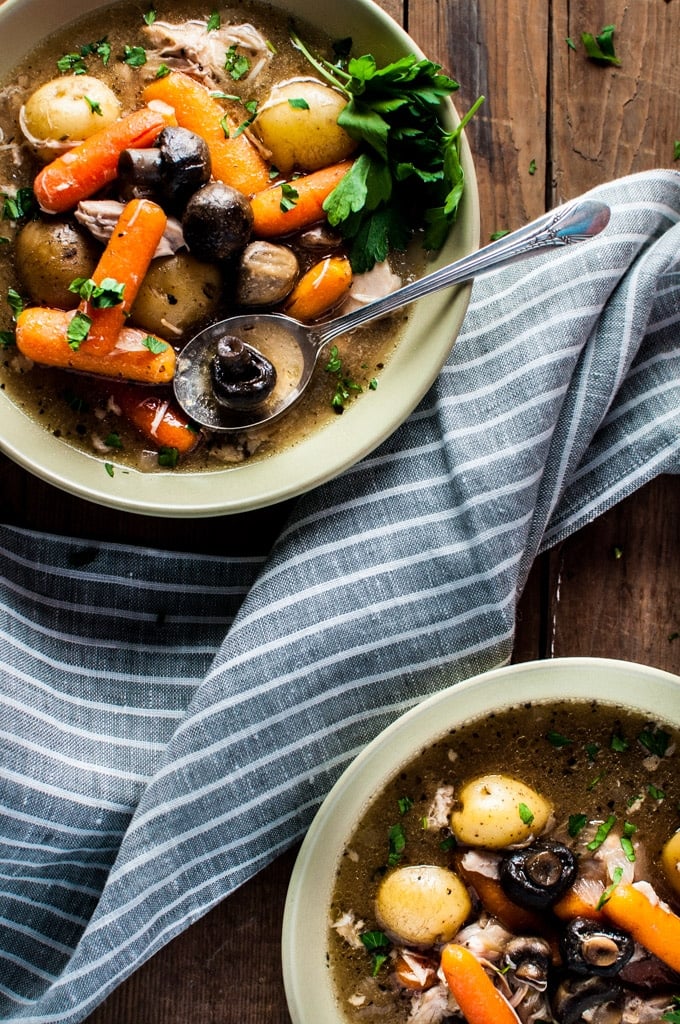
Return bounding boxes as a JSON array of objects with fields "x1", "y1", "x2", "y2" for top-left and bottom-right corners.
[
  {"x1": 410, "y1": 0, "x2": 550, "y2": 238},
  {"x1": 550, "y1": 0, "x2": 680, "y2": 200}
]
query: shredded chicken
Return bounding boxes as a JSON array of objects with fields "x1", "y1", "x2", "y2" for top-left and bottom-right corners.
[
  {"x1": 76, "y1": 200, "x2": 185, "y2": 257},
  {"x1": 340, "y1": 260, "x2": 402, "y2": 314},
  {"x1": 423, "y1": 783, "x2": 454, "y2": 830},
  {"x1": 143, "y1": 19, "x2": 273, "y2": 89},
  {"x1": 331, "y1": 909, "x2": 366, "y2": 949}
]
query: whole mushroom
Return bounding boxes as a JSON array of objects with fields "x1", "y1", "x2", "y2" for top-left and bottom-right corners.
[
  {"x1": 117, "y1": 127, "x2": 211, "y2": 206},
  {"x1": 182, "y1": 182, "x2": 254, "y2": 262}
]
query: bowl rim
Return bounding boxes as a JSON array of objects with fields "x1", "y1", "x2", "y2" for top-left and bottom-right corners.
[
  {"x1": 0, "y1": 0, "x2": 480, "y2": 517},
  {"x1": 281, "y1": 655, "x2": 680, "y2": 1024}
]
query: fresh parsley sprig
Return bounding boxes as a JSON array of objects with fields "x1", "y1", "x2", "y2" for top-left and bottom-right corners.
[{"x1": 291, "y1": 31, "x2": 483, "y2": 272}]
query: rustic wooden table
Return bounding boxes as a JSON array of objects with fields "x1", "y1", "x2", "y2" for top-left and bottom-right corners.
[{"x1": 2, "y1": 0, "x2": 679, "y2": 1019}]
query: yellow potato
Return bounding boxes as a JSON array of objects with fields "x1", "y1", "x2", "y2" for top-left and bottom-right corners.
[
  {"x1": 21, "y1": 75, "x2": 121, "y2": 159},
  {"x1": 661, "y1": 830, "x2": 680, "y2": 897},
  {"x1": 450, "y1": 774, "x2": 552, "y2": 849},
  {"x1": 130, "y1": 253, "x2": 223, "y2": 338},
  {"x1": 375, "y1": 864, "x2": 471, "y2": 946},
  {"x1": 253, "y1": 77, "x2": 357, "y2": 174}
]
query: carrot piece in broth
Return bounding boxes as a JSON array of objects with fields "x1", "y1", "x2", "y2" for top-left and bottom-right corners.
[
  {"x1": 249, "y1": 160, "x2": 353, "y2": 238},
  {"x1": 142, "y1": 71, "x2": 270, "y2": 195},
  {"x1": 33, "y1": 106, "x2": 176, "y2": 214},
  {"x1": 440, "y1": 943, "x2": 521, "y2": 1024}
]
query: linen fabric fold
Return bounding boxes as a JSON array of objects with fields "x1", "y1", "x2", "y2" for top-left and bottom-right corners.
[{"x1": 0, "y1": 168, "x2": 679, "y2": 1022}]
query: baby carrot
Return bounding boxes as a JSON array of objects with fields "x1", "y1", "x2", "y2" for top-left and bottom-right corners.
[
  {"x1": 80, "y1": 198, "x2": 168, "y2": 354},
  {"x1": 112, "y1": 386, "x2": 200, "y2": 454},
  {"x1": 250, "y1": 160, "x2": 353, "y2": 238},
  {"x1": 440, "y1": 944, "x2": 520, "y2": 1024},
  {"x1": 455, "y1": 861, "x2": 550, "y2": 937},
  {"x1": 15, "y1": 307, "x2": 176, "y2": 385},
  {"x1": 142, "y1": 71, "x2": 270, "y2": 195},
  {"x1": 33, "y1": 106, "x2": 176, "y2": 214},
  {"x1": 284, "y1": 255, "x2": 352, "y2": 322},
  {"x1": 600, "y1": 882, "x2": 680, "y2": 973},
  {"x1": 552, "y1": 883, "x2": 606, "y2": 922}
]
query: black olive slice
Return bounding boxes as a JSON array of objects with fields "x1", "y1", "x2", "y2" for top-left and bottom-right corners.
[{"x1": 210, "y1": 335, "x2": 277, "y2": 410}]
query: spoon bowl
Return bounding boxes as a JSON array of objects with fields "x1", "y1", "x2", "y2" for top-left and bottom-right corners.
[{"x1": 174, "y1": 198, "x2": 611, "y2": 432}]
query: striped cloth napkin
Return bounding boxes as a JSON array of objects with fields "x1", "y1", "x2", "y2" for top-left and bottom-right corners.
[{"x1": 1, "y1": 168, "x2": 679, "y2": 1022}]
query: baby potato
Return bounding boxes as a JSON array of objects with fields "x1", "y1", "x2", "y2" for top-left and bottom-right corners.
[
  {"x1": 253, "y1": 77, "x2": 358, "y2": 174},
  {"x1": 661, "y1": 830, "x2": 680, "y2": 897},
  {"x1": 15, "y1": 218, "x2": 100, "y2": 308},
  {"x1": 375, "y1": 864, "x2": 471, "y2": 946},
  {"x1": 130, "y1": 252, "x2": 223, "y2": 338},
  {"x1": 21, "y1": 75, "x2": 121, "y2": 160},
  {"x1": 450, "y1": 774, "x2": 552, "y2": 849}
]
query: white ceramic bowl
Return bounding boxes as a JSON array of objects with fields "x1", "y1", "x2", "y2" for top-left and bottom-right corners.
[
  {"x1": 0, "y1": 0, "x2": 479, "y2": 517},
  {"x1": 281, "y1": 656, "x2": 680, "y2": 1023}
]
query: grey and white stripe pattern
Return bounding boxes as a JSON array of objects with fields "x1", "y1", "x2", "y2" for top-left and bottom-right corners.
[{"x1": 0, "y1": 170, "x2": 679, "y2": 1021}]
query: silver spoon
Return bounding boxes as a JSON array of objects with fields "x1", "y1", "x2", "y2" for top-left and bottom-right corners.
[{"x1": 173, "y1": 198, "x2": 611, "y2": 432}]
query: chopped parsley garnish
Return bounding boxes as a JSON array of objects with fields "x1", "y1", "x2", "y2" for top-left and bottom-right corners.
[
  {"x1": 122, "y1": 45, "x2": 147, "y2": 67},
  {"x1": 57, "y1": 38, "x2": 110, "y2": 73},
  {"x1": 158, "y1": 446, "x2": 179, "y2": 468},
  {"x1": 398, "y1": 796, "x2": 414, "y2": 815},
  {"x1": 528, "y1": 158, "x2": 537, "y2": 175},
  {"x1": 224, "y1": 44, "x2": 250, "y2": 80},
  {"x1": 207, "y1": 10, "x2": 221, "y2": 31},
  {"x1": 662, "y1": 996, "x2": 680, "y2": 1023},
  {"x1": 620, "y1": 821, "x2": 637, "y2": 862},
  {"x1": 648, "y1": 783, "x2": 666, "y2": 801},
  {"x1": 581, "y1": 24, "x2": 621, "y2": 66},
  {"x1": 279, "y1": 181, "x2": 299, "y2": 212},
  {"x1": 66, "y1": 311, "x2": 92, "y2": 349},
  {"x1": 142, "y1": 336, "x2": 168, "y2": 354},
  {"x1": 104, "y1": 432, "x2": 123, "y2": 449},
  {"x1": 610, "y1": 733, "x2": 629, "y2": 752},
  {"x1": 84, "y1": 96, "x2": 103, "y2": 115},
  {"x1": 155, "y1": 63, "x2": 171, "y2": 79},
  {"x1": 568, "y1": 813, "x2": 588, "y2": 837},
  {"x1": 596, "y1": 865, "x2": 623, "y2": 909},
  {"x1": 387, "y1": 822, "x2": 406, "y2": 866},
  {"x1": 360, "y1": 930, "x2": 390, "y2": 976},
  {"x1": 104, "y1": 462, "x2": 115, "y2": 477},
  {"x1": 220, "y1": 115, "x2": 230, "y2": 138},
  {"x1": 638, "y1": 727, "x2": 671, "y2": 757},
  {"x1": 587, "y1": 814, "x2": 616, "y2": 851},
  {"x1": 585, "y1": 742, "x2": 600, "y2": 761},
  {"x1": 325, "y1": 345, "x2": 362, "y2": 412},
  {"x1": 2, "y1": 187, "x2": 35, "y2": 221},
  {"x1": 674, "y1": 141, "x2": 680, "y2": 162},
  {"x1": 288, "y1": 96, "x2": 310, "y2": 110},
  {"x1": 440, "y1": 834, "x2": 457, "y2": 851},
  {"x1": 6, "y1": 287, "x2": 24, "y2": 319},
  {"x1": 518, "y1": 802, "x2": 534, "y2": 825},
  {"x1": 0, "y1": 330, "x2": 16, "y2": 348},
  {"x1": 566, "y1": 36, "x2": 577, "y2": 51},
  {"x1": 546, "y1": 730, "x2": 573, "y2": 748},
  {"x1": 291, "y1": 31, "x2": 483, "y2": 272},
  {"x1": 69, "y1": 276, "x2": 125, "y2": 308},
  {"x1": 143, "y1": 7, "x2": 156, "y2": 25}
]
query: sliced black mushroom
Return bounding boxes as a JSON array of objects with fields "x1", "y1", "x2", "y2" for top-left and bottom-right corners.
[
  {"x1": 182, "y1": 182, "x2": 254, "y2": 261},
  {"x1": 117, "y1": 127, "x2": 211, "y2": 206},
  {"x1": 551, "y1": 975, "x2": 624, "y2": 1024},
  {"x1": 503, "y1": 935, "x2": 552, "y2": 990},
  {"x1": 560, "y1": 918, "x2": 634, "y2": 978},
  {"x1": 499, "y1": 839, "x2": 577, "y2": 909},
  {"x1": 210, "y1": 335, "x2": 277, "y2": 410}
]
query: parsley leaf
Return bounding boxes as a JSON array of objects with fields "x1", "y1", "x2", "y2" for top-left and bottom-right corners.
[
  {"x1": 292, "y1": 31, "x2": 482, "y2": 272},
  {"x1": 582, "y1": 24, "x2": 621, "y2": 66},
  {"x1": 224, "y1": 44, "x2": 250, "y2": 80},
  {"x1": 66, "y1": 311, "x2": 92, "y2": 349},
  {"x1": 122, "y1": 45, "x2": 147, "y2": 67},
  {"x1": 69, "y1": 276, "x2": 125, "y2": 308}
]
